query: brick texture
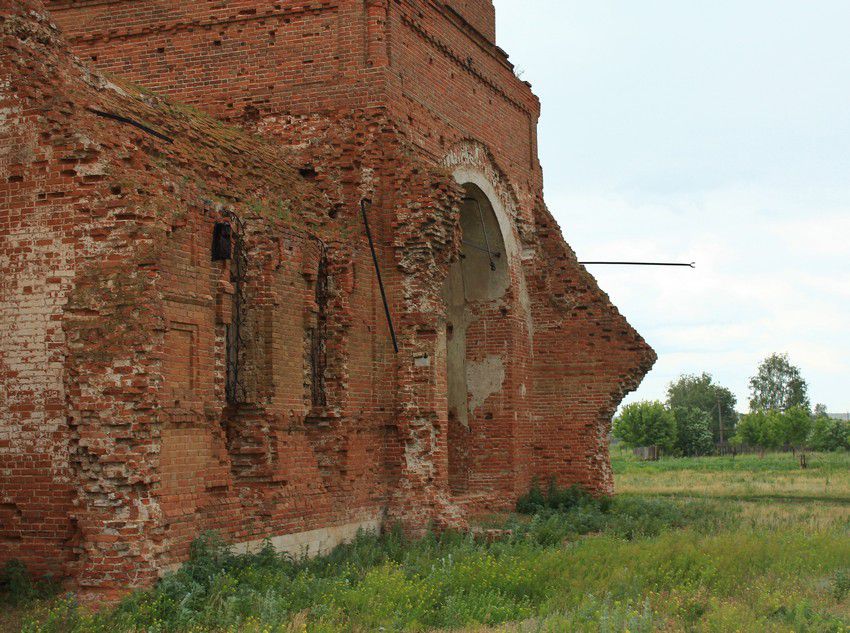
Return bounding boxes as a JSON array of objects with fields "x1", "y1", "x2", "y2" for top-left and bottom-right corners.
[{"x1": 1, "y1": 0, "x2": 656, "y2": 599}]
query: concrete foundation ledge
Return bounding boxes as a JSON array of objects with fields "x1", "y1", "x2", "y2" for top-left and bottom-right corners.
[
  {"x1": 230, "y1": 517, "x2": 384, "y2": 560},
  {"x1": 159, "y1": 516, "x2": 384, "y2": 577}
]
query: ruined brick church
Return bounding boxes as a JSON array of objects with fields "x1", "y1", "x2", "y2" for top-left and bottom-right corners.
[{"x1": 0, "y1": 0, "x2": 654, "y2": 597}]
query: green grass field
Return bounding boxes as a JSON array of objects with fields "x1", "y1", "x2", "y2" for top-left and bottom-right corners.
[{"x1": 4, "y1": 451, "x2": 850, "y2": 632}]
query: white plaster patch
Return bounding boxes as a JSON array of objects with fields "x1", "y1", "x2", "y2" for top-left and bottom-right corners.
[
  {"x1": 401, "y1": 417, "x2": 438, "y2": 479},
  {"x1": 466, "y1": 355, "x2": 505, "y2": 413},
  {"x1": 102, "y1": 79, "x2": 131, "y2": 98},
  {"x1": 0, "y1": 216, "x2": 74, "y2": 457},
  {"x1": 0, "y1": 96, "x2": 20, "y2": 137},
  {"x1": 76, "y1": 157, "x2": 109, "y2": 177}
]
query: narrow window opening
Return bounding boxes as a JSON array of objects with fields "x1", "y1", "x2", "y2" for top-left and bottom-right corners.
[
  {"x1": 309, "y1": 248, "x2": 329, "y2": 408},
  {"x1": 224, "y1": 220, "x2": 246, "y2": 404},
  {"x1": 212, "y1": 222, "x2": 232, "y2": 260}
]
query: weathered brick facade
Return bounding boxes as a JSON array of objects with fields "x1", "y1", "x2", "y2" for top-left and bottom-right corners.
[{"x1": 1, "y1": 0, "x2": 655, "y2": 598}]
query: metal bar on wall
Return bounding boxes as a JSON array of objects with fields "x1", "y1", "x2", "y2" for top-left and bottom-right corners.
[{"x1": 360, "y1": 199, "x2": 399, "y2": 354}]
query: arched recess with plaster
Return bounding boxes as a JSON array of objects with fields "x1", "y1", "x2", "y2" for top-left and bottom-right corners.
[{"x1": 440, "y1": 142, "x2": 534, "y2": 504}]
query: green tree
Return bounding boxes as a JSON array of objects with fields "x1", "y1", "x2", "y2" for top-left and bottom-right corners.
[
  {"x1": 809, "y1": 408, "x2": 850, "y2": 451},
  {"x1": 734, "y1": 407, "x2": 813, "y2": 452},
  {"x1": 672, "y1": 407, "x2": 714, "y2": 456},
  {"x1": 666, "y1": 372, "x2": 737, "y2": 443},
  {"x1": 749, "y1": 353, "x2": 810, "y2": 412},
  {"x1": 734, "y1": 410, "x2": 774, "y2": 448},
  {"x1": 768, "y1": 406, "x2": 812, "y2": 449},
  {"x1": 613, "y1": 401, "x2": 676, "y2": 452}
]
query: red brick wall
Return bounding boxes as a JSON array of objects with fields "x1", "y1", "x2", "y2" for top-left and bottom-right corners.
[
  {"x1": 2, "y1": 1, "x2": 395, "y2": 594},
  {"x1": 442, "y1": 0, "x2": 496, "y2": 42},
  {"x1": 0, "y1": 50, "x2": 77, "y2": 578},
  {"x1": 526, "y1": 201, "x2": 656, "y2": 493},
  {"x1": 151, "y1": 212, "x2": 394, "y2": 573},
  {"x1": 2, "y1": 0, "x2": 655, "y2": 597},
  {"x1": 386, "y1": 0, "x2": 540, "y2": 211},
  {"x1": 47, "y1": 0, "x2": 381, "y2": 120},
  {"x1": 46, "y1": 0, "x2": 539, "y2": 229}
]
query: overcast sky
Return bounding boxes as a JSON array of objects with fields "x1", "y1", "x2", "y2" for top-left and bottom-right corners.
[{"x1": 495, "y1": 0, "x2": 850, "y2": 412}]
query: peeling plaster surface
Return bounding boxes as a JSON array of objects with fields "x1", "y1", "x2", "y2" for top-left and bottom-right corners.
[{"x1": 466, "y1": 355, "x2": 505, "y2": 413}]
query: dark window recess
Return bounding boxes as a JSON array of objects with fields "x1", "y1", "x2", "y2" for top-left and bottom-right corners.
[
  {"x1": 309, "y1": 249, "x2": 329, "y2": 408},
  {"x1": 224, "y1": 219, "x2": 246, "y2": 404},
  {"x1": 212, "y1": 222, "x2": 233, "y2": 261},
  {"x1": 225, "y1": 317, "x2": 240, "y2": 404}
]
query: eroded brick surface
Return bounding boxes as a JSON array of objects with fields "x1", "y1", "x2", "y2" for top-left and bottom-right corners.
[{"x1": 1, "y1": 0, "x2": 655, "y2": 598}]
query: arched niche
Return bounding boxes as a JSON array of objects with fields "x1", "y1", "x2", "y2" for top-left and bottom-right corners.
[{"x1": 441, "y1": 183, "x2": 513, "y2": 495}]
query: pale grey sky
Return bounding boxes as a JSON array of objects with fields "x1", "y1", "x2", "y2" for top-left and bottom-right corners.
[{"x1": 495, "y1": 0, "x2": 850, "y2": 412}]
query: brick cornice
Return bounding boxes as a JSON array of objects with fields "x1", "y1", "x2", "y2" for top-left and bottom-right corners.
[
  {"x1": 397, "y1": 9, "x2": 537, "y2": 117},
  {"x1": 51, "y1": 1, "x2": 338, "y2": 44}
]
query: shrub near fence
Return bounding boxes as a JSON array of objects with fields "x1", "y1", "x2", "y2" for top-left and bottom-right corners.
[{"x1": 716, "y1": 443, "x2": 765, "y2": 456}]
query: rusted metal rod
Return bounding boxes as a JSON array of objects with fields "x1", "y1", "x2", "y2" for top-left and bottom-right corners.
[
  {"x1": 462, "y1": 241, "x2": 501, "y2": 258},
  {"x1": 361, "y1": 199, "x2": 399, "y2": 354},
  {"x1": 87, "y1": 107, "x2": 174, "y2": 144},
  {"x1": 463, "y1": 196, "x2": 497, "y2": 271},
  {"x1": 580, "y1": 261, "x2": 695, "y2": 268}
]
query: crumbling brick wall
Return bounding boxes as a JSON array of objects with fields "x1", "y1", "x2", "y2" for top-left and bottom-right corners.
[
  {"x1": 1, "y1": 0, "x2": 656, "y2": 597},
  {"x1": 1, "y1": 0, "x2": 391, "y2": 596},
  {"x1": 0, "y1": 6, "x2": 77, "y2": 577},
  {"x1": 526, "y1": 198, "x2": 656, "y2": 493}
]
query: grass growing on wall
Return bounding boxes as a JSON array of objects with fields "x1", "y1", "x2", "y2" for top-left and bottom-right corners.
[{"x1": 8, "y1": 452, "x2": 850, "y2": 632}]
